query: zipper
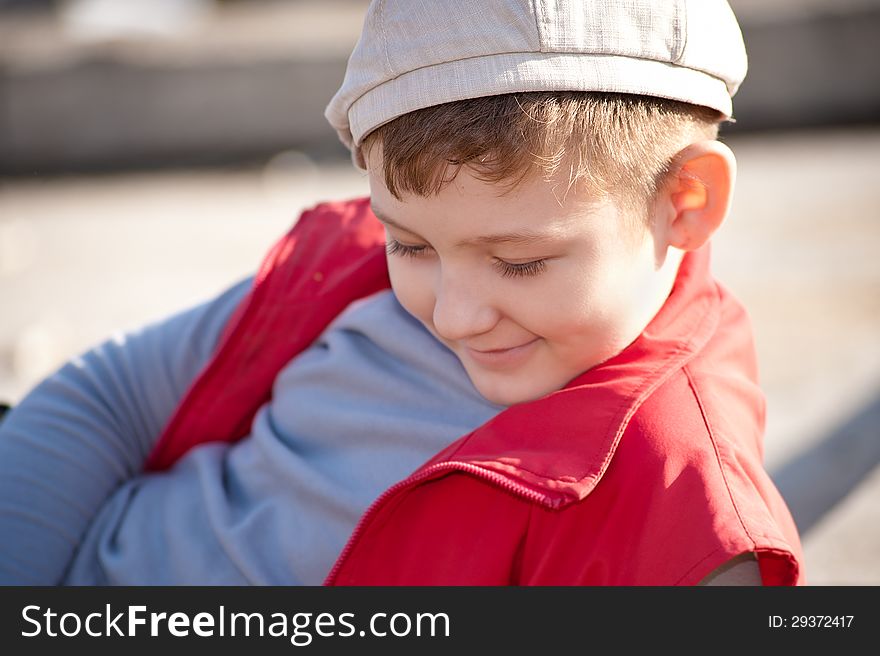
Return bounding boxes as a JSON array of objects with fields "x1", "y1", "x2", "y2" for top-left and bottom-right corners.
[{"x1": 323, "y1": 460, "x2": 555, "y2": 585}]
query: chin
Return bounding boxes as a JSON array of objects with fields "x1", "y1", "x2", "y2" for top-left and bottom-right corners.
[{"x1": 472, "y1": 377, "x2": 554, "y2": 408}]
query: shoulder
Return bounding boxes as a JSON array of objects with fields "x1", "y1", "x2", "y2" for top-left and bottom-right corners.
[
  {"x1": 593, "y1": 368, "x2": 800, "y2": 584},
  {"x1": 520, "y1": 369, "x2": 776, "y2": 584},
  {"x1": 618, "y1": 359, "x2": 766, "y2": 493}
]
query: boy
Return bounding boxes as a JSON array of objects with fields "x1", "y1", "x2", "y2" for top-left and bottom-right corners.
[{"x1": 0, "y1": 0, "x2": 803, "y2": 585}]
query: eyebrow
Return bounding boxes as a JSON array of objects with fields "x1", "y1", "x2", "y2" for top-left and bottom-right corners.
[{"x1": 371, "y1": 205, "x2": 563, "y2": 248}]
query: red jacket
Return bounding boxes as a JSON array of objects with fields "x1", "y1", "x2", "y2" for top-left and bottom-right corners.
[{"x1": 146, "y1": 197, "x2": 805, "y2": 585}]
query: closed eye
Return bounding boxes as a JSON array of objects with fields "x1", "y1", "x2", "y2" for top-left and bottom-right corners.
[
  {"x1": 493, "y1": 259, "x2": 547, "y2": 278},
  {"x1": 386, "y1": 238, "x2": 548, "y2": 278},
  {"x1": 385, "y1": 239, "x2": 429, "y2": 258}
]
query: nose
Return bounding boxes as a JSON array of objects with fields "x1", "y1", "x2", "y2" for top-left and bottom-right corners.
[{"x1": 431, "y1": 266, "x2": 499, "y2": 342}]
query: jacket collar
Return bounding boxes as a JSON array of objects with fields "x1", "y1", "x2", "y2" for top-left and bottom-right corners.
[{"x1": 417, "y1": 244, "x2": 721, "y2": 508}]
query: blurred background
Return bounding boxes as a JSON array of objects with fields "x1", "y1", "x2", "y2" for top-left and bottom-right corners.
[{"x1": 1, "y1": 0, "x2": 878, "y2": 584}]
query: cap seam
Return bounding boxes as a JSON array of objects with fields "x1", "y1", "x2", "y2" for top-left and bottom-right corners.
[
  {"x1": 347, "y1": 51, "x2": 733, "y2": 142},
  {"x1": 350, "y1": 48, "x2": 727, "y2": 105},
  {"x1": 533, "y1": 0, "x2": 548, "y2": 52},
  {"x1": 674, "y1": 0, "x2": 688, "y2": 64},
  {"x1": 377, "y1": 0, "x2": 396, "y2": 77}
]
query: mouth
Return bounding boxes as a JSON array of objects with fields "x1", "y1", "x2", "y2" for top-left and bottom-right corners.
[{"x1": 465, "y1": 338, "x2": 540, "y2": 368}]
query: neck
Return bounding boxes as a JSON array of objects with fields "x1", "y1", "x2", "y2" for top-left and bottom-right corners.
[{"x1": 625, "y1": 245, "x2": 686, "y2": 347}]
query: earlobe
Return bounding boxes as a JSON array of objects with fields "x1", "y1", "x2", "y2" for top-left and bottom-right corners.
[{"x1": 662, "y1": 141, "x2": 736, "y2": 252}]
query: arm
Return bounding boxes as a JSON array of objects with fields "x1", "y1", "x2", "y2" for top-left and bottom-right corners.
[{"x1": 0, "y1": 276, "x2": 251, "y2": 584}]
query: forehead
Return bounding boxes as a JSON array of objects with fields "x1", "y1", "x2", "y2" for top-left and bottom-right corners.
[{"x1": 367, "y1": 155, "x2": 616, "y2": 241}]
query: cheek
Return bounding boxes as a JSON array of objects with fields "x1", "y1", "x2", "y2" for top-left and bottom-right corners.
[
  {"x1": 565, "y1": 258, "x2": 650, "y2": 350},
  {"x1": 539, "y1": 263, "x2": 620, "y2": 343},
  {"x1": 387, "y1": 258, "x2": 436, "y2": 325}
]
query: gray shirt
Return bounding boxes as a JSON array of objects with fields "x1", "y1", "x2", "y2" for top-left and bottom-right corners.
[{"x1": 0, "y1": 279, "x2": 504, "y2": 585}]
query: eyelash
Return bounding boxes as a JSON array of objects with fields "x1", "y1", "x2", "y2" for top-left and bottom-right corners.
[{"x1": 385, "y1": 239, "x2": 548, "y2": 279}]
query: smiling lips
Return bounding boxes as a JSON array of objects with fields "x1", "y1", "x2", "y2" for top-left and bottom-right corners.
[{"x1": 465, "y1": 338, "x2": 540, "y2": 368}]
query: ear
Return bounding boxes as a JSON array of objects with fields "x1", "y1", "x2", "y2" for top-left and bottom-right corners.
[{"x1": 656, "y1": 140, "x2": 736, "y2": 252}]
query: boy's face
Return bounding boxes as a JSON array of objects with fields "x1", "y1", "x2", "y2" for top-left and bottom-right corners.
[{"x1": 368, "y1": 158, "x2": 672, "y2": 407}]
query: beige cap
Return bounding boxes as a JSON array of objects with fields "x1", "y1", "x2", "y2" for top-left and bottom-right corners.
[{"x1": 325, "y1": 0, "x2": 748, "y2": 168}]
